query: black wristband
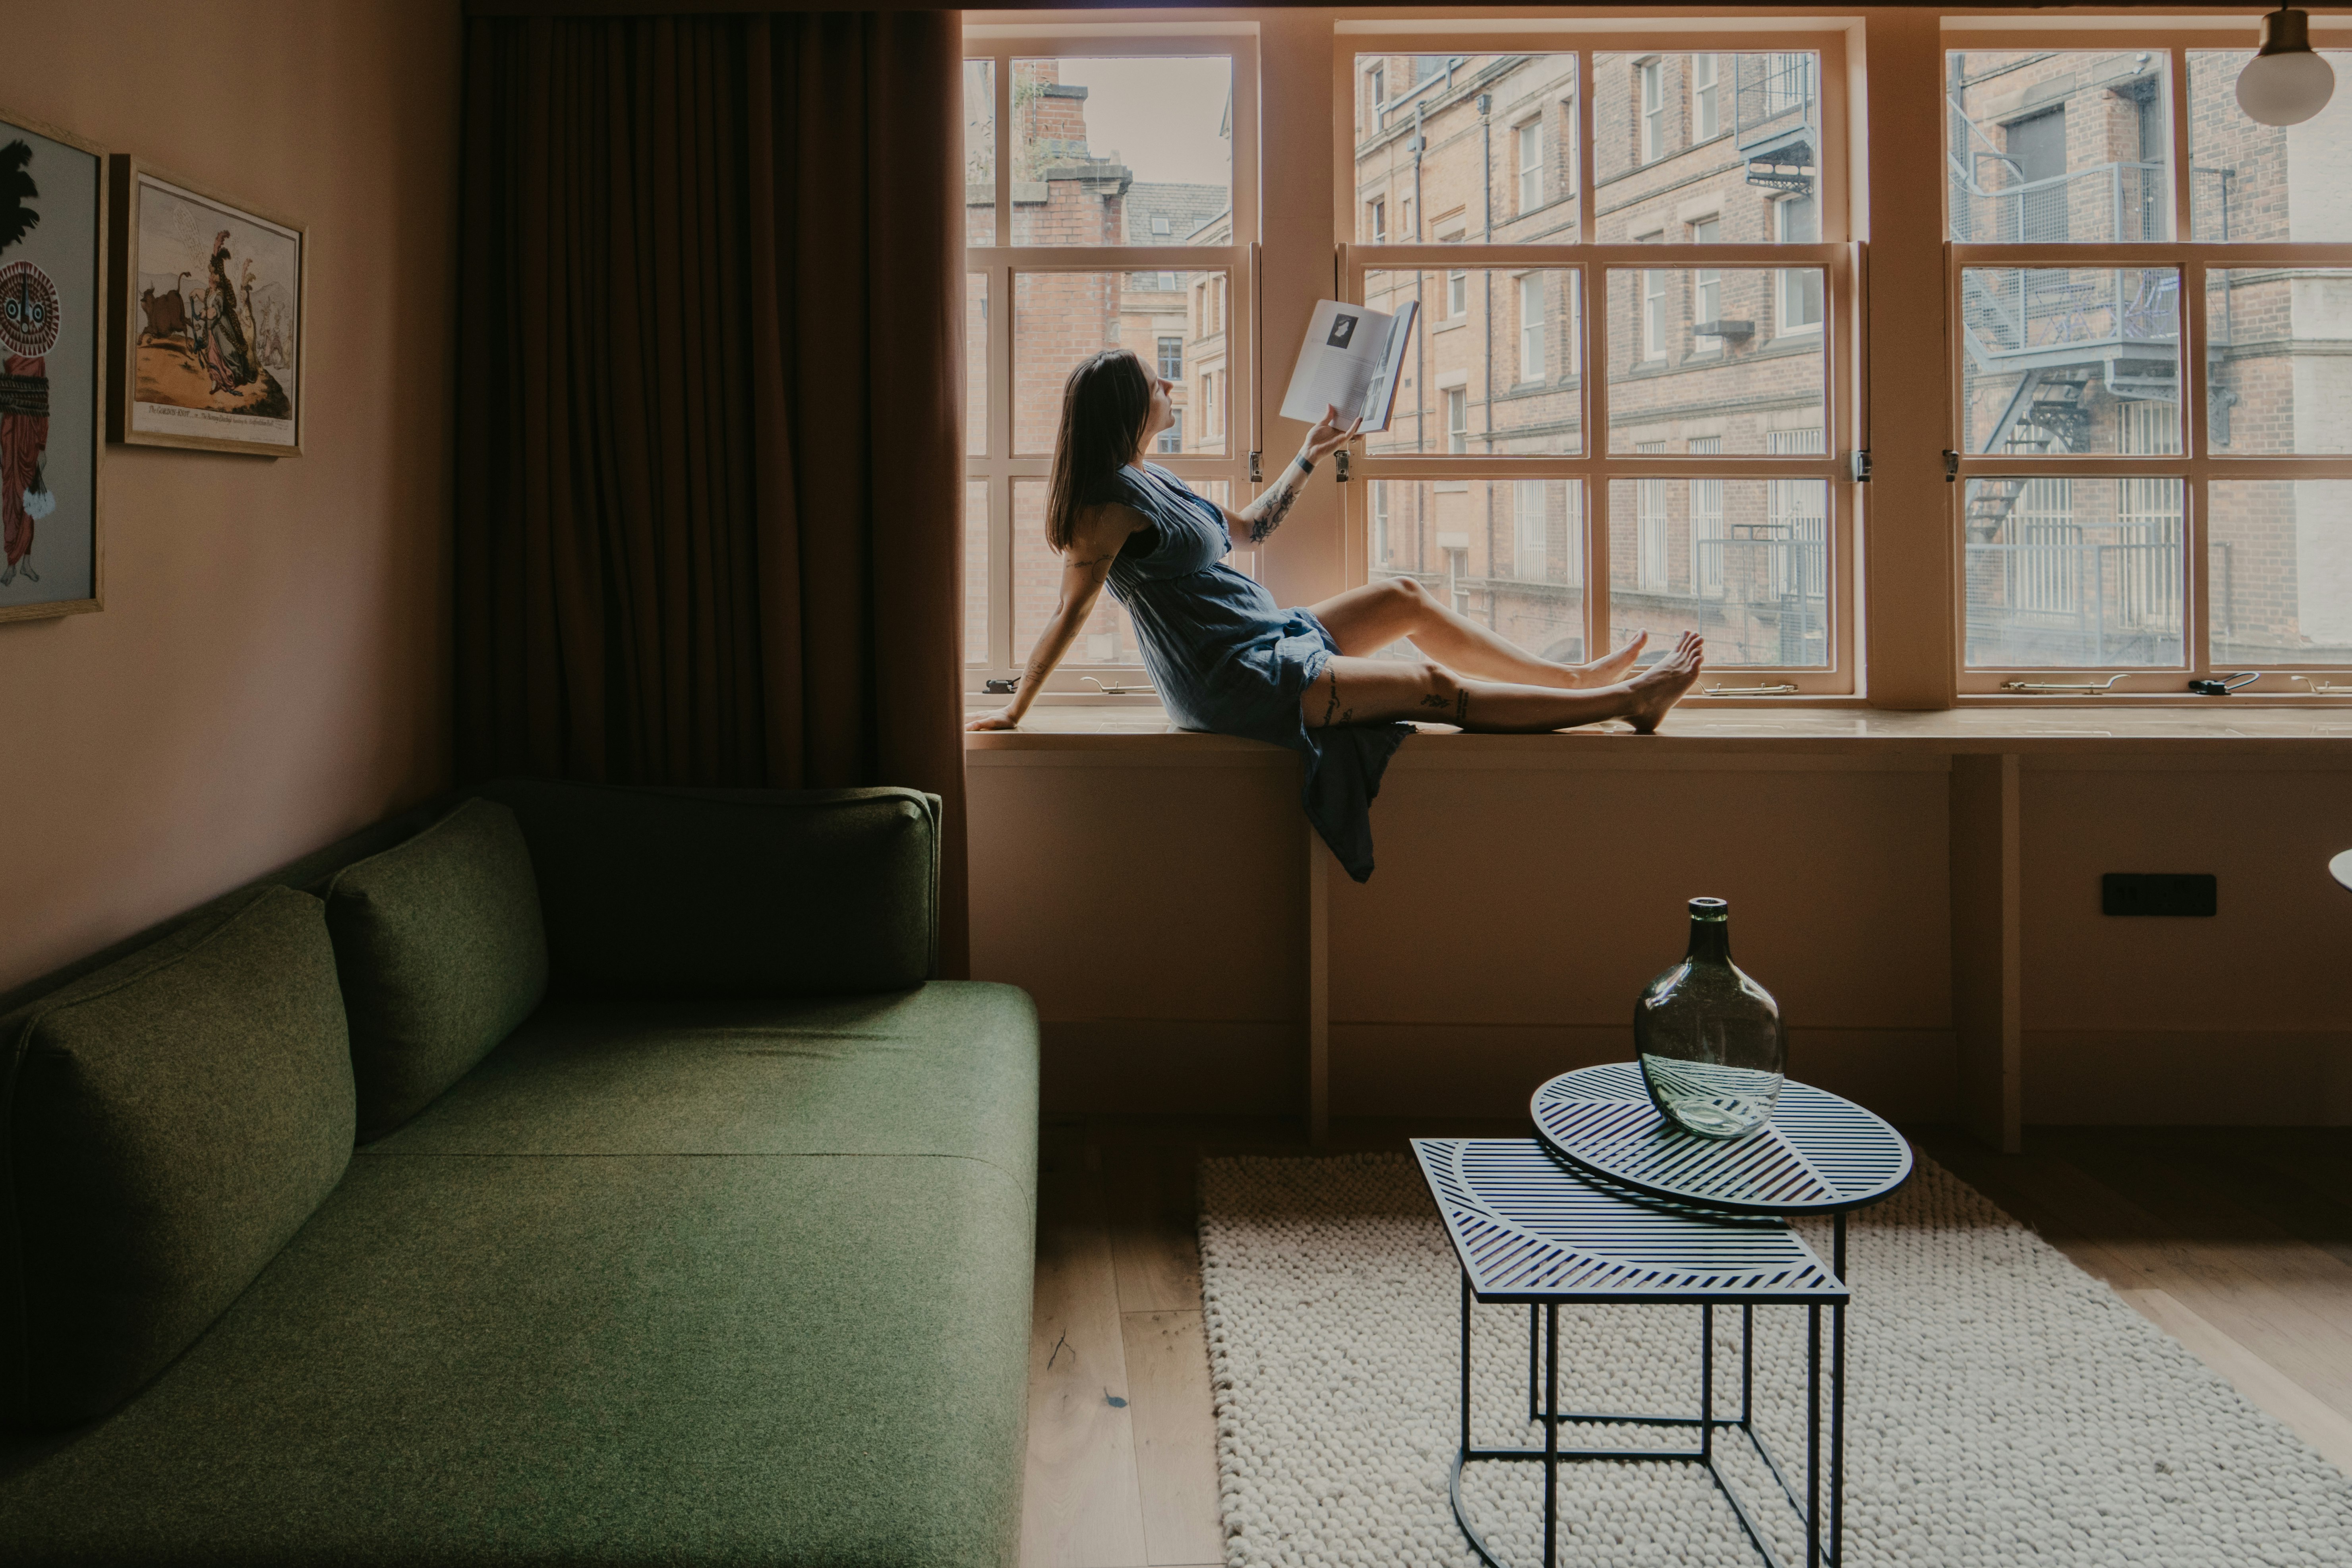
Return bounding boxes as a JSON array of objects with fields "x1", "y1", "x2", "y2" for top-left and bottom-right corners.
[{"x1": 1294, "y1": 454, "x2": 1315, "y2": 476}]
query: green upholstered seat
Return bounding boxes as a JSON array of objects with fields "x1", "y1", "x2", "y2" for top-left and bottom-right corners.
[
  {"x1": 0, "y1": 980, "x2": 1038, "y2": 1568},
  {"x1": 368, "y1": 987, "x2": 1040, "y2": 1189}
]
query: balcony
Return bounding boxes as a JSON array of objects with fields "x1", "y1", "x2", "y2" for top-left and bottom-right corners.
[{"x1": 1733, "y1": 53, "x2": 1818, "y2": 193}]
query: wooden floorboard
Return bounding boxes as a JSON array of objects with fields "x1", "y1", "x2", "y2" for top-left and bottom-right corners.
[
  {"x1": 1120, "y1": 1309, "x2": 1225, "y2": 1566},
  {"x1": 1024, "y1": 1118, "x2": 2352, "y2": 1566},
  {"x1": 1021, "y1": 1128, "x2": 1149, "y2": 1568}
]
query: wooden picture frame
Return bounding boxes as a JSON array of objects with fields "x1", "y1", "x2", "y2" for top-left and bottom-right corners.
[
  {"x1": 0, "y1": 108, "x2": 106, "y2": 624},
  {"x1": 112, "y1": 158, "x2": 304, "y2": 458}
]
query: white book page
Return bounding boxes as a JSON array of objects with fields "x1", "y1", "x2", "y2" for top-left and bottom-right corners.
[{"x1": 1279, "y1": 301, "x2": 1392, "y2": 426}]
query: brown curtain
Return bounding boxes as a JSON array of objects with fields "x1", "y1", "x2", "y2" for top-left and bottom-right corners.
[{"x1": 455, "y1": 11, "x2": 969, "y2": 974}]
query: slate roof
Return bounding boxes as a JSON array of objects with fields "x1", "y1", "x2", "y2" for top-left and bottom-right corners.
[{"x1": 1123, "y1": 182, "x2": 1230, "y2": 246}]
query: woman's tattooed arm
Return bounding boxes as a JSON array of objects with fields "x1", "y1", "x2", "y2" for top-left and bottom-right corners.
[{"x1": 1241, "y1": 454, "x2": 1314, "y2": 544}]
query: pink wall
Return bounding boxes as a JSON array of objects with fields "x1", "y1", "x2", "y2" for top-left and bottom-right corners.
[{"x1": 0, "y1": 2, "x2": 460, "y2": 993}]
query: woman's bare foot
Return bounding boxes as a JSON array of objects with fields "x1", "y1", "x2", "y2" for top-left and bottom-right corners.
[
  {"x1": 1573, "y1": 631, "x2": 1648, "y2": 687},
  {"x1": 1622, "y1": 632, "x2": 1704, "y2": 733}
]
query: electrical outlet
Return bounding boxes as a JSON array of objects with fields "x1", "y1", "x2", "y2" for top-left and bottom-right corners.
[{"x1": 2100, "y1": 873, "x2": 2217, "y2": 917}]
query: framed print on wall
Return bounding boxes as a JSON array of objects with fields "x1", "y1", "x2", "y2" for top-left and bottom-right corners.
[
  {"x1": 113, "y1": 159, "x2": 303, "y2": 457},
  {"x1": 0, "y1": 109, "x2": 106, "y2": 624}
]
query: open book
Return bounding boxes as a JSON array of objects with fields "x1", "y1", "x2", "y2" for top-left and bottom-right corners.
[{"x1": 1278, "y1": 298, "x2": 1419, "y2": 435}]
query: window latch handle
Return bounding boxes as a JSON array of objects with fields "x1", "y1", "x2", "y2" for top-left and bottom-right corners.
[
  {"x1": 1942, "y1": 449, "x2": 1959, "y2": 483},
  {"x1": 1335, "y1": 450, "x2": 1350, "y2": 483},
  {"x1": 1249, "y1": 450, "x2": 1263, "y2": 483}
]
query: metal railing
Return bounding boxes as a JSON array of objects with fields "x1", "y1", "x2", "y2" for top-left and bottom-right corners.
[
  {"x1": 1696, "y1": 534, "x2": 1826, "y2": 607},
  {"x1": 1733, "y1": 52, "x2": 1816, "y2": 145},
  {"x1": 1962, "y1": 267, "x2": 2180, "y2": 360},
  {"x1": 1950, "y1": 159, "x2": 2169, "y2": 246},
  {"x1": 1965, "y1": 538, "x2": 2182, "y2": 665}
]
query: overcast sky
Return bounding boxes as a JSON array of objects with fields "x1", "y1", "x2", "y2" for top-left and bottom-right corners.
[{"x1": 1044, "y1": 57, "x2": 1232, "y2": 188}]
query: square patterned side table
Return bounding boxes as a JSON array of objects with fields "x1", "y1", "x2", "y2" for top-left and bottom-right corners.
[{"x1": 1412, "y1": 1138, "x2": 1849, "y2": 1568}]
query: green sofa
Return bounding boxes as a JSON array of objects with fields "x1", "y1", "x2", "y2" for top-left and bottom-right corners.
[{"x1": 0, "y1": 782, "x2": 1038, "y2": 1567}]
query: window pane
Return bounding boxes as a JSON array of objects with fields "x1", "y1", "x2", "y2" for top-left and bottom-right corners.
[
  {"x1": 1014, "y1": 270, "x2": 1224, "y2": 455},
  {"x1": 1608, "y1": 476, "x2": 1829, "y2": 667},
  {"x1": 2206, "y1": 269, "x2": 2352, "y2": 454},
  {"x1": 966, "y1": 273, "x2": 988, "y2": 456},
  {"x1": 1362, "y1": 269, "x2": 1581, "y2": 456},
  {"x1": 1945, "y1": 50, "x2": 2171, "y2": 243},
  {"x1": 1354, "y1": 54, "x2": 1579, "y2": 245},
  {"x1": 1959, "y1": 268, "x2": 2181, "y2": 456},
  {"x1": 1963, "y1": 477, "x2": 2184, "y2": 667},
  {"x1": 966, "y1": 60, "x2": 995, "y2": 245},
  {"x1": 1012, "y1": 58, "x2": 1233, "y2": 247},
  {"x1": 1366, "y1": 479, "x2": 1586, "y2": 662},
  {"x1": 1013, "y1": 479, "x2": 1145, "y2": 668},
  {"x1": 1595, "y1": 52, "x2": 1818, "y2": 241},
  {"x1": 2210, "y1": 480, "x2": 2352, "y2": 665},
  {"x1": 965, "y1": 480, "x2": 989, "y2": 665},
  {"x1": 1607, "y1": 268, "x2": 1824, "y2": 454},
  {"x1": 2188, "y1": 51, "x2": 2352, "y2": 242}
]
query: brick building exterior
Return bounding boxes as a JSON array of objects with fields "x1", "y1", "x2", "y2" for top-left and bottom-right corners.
[
  {"x1": 1949, "y1": 47, "x2": 2352, "y2": 666},
  {"x1": 1356, "y1": 50, "x2": 1835, "y2": 668}
]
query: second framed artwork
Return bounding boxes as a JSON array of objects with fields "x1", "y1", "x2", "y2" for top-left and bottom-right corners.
[{"x1": 112, "y1": 159, "x2": 304, "y2": 456}]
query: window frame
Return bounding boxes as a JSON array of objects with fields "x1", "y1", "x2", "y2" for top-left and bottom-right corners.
[
  {"x1": 1515, "y1": 116, "x2": 1544, "y2": 217},
  {"x1": 1943, "y1": 26, "x2": 2352, "y2": 697},
  {"x1": 962, "y1": 28, "x2": 1260, "y2": 697},
  {"x1": 1637, "y1": 57, "x2": 1665, "y2": 164},
  {"x1": 1692, "y1": 53, "x2": 1720, "y2": 141},
  {"x1": 1518, "y1": 272, "x2": 1547, "y2": 383},
  {"x1": 1341, "y1": 30, "x2": 1856, "y2": 697}
]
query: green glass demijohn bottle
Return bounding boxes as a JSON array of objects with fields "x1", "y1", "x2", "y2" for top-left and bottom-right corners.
[{"x1": 1635, "y1": 897, "x2": 1786, "y2": 1139}]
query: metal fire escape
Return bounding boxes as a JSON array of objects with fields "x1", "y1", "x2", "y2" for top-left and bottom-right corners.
[
  {"x1": 1947, "y1": 97, "x2": 2195, "y2": 540},
  {"x1": 1733, "y1": 54, "x2": 1817, "y2": 194}
]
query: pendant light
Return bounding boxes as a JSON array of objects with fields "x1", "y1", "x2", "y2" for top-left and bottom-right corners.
[{"x1": 2237, "y1": 7, "x2": 2336, "y2": 127}]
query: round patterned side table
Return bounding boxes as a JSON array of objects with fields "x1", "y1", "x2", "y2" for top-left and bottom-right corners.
[{"x1": 1529, "y1": 1062, "x2": 1916, "y2": 1567}]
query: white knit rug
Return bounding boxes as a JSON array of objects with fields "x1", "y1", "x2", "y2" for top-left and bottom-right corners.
[{"x1": 1198, "y1": 1152, "x2": 2352, "y2": 1568}]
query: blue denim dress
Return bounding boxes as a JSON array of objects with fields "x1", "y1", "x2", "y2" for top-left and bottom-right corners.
[{"x1": 1099, "y1": 462, "x2": 1409, "y2": 882}]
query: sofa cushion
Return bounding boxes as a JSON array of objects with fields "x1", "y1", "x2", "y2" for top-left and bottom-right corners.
[
  {"x1": 0, "y1": 885, "x2": 354, "y2": 1432},
  {"x1": 364, "y1": 983, "x2": 1039, "y2": 1195},
  {"x1": 325, "y1": 799, "x2": 548, "y2": 1141},
  {"x1": 474, "y1": 781, "x2": 938, "y2": 997}
]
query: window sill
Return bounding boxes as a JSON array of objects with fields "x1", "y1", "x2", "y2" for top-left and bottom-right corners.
[{"x1": 964, "y1": 702, "x2": 2352, "y2": 761}]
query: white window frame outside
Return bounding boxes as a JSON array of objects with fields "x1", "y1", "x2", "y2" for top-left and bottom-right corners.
[
  {"x1": 1775, "y1": 193, "x2": 1824, "y2": 336},
  {"x1": 1446, "y1": 387, "x2": 1469, "y2": 454},
  {"x1": 1516, "y1": 118, "x2": 1543, "y2": 216},
  {"x1": 1692, "y1": 54, "x2": 1720, "y2": 141},
  {"x1": 1514, "y1": 479, "x2": 1547, "y2": 578},
  {"x1": 1642, "y1": 266, "x2": 1668, "y2": 360},
  {"x1": 1638, "y1": 58, "x2": 1665, "y2": 164},
  {"x1": 1689, "y1": 435, "x2": 1725, "y2": 597},
  {"x1": 1518, "y1": 274, "x2": 1546, "y2": 382},
  {"x1": 1691, "y1": 216, "x2": 1723, "y2": 354}
]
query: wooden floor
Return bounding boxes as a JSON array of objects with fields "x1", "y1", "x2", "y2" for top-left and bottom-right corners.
[{"x1": 1019, "y1": 1117, "x2": 2352, "y2": 1568}]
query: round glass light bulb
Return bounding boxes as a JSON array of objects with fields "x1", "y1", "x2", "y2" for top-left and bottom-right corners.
[{"x1": 2238, "y1": 39, "x2": 2337, "y2": 127}]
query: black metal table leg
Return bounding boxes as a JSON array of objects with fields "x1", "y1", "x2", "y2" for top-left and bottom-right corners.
[
  {"x1": 1701, "y1": 1305, "x2": 1714, "y2": 1466},
  {"x1": 1461, "y1": 1269, "x2": 1472, "y2": 1456},
  {"x1": 1832, "y1": 1212, "x2": 1847, "y2": 1568},
  {"x1": 1806, "y1": 1304, "x2": 1822, "y2": 1568},
  {"x1": 1544, "y1": 1303, "x2": 1559, "y2": 1568}
]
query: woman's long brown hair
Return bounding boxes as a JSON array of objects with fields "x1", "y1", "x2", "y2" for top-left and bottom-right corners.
[{"x1": 1044, "y1": 349, "x2": 1153, "y2": 552}]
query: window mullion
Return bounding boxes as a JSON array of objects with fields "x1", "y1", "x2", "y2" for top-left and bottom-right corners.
[{"x1": 2183, "y1": 255, "x2": 2211, "y2": 681}]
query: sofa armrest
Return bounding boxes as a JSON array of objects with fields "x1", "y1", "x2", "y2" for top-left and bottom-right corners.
[{"x1": 474, "y1": 781, "x2": 940, "y2": 997}]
